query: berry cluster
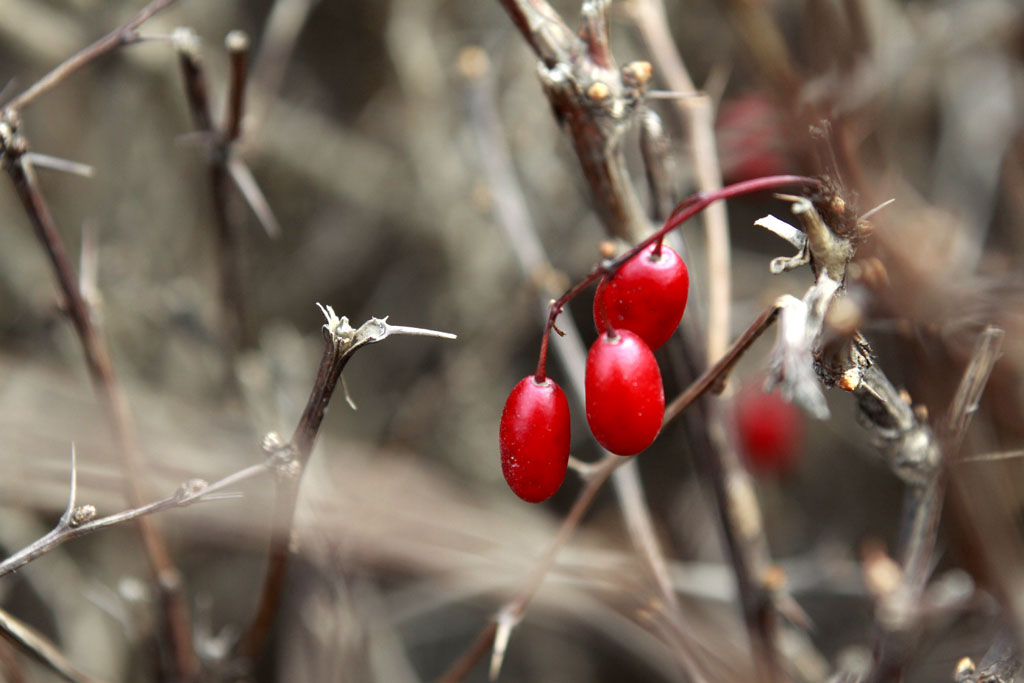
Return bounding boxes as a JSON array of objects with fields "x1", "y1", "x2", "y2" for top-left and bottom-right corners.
[
  {"x1": 500, "y1": 241, "x2": 689, "y2": 502},
  {"x1": 498, "y1": 174, "x2": 821, "y2": 503}
]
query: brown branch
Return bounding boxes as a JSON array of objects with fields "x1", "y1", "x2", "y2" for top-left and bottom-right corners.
[
  {"x1": 2, "y1": 0, "x2": 181, "y2": 114},
  {"x1": 0, "y1": 449, "x2": 270, "y2": 577},
  {"x1": 174, "y1": 29, "x2": 257, "y2": 390},
  {"x1": 498, "y1": 0, "x2": 650, "y2": 242},
  {"x1": 234, "y1": 311, "x2": 455, "y2": 665},
  {"x1": 224, "y1": 30, "x2": 250, "y2": 142},
  {"x1": 865, "y1": 327, "x2": 1004, "y2": 683},
  {"x1": 0, "y1": 128, "x2": 198, "y2": 679},
  {"x1": 0, "y1": 607, "x2": 102, "y2": 683},
  {"x1": 664, "y1": 305, "x2": 780, "y2": 426}
]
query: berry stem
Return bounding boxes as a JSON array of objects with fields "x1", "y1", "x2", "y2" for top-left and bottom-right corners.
[{"x1": 536, "y1": 174, "x2": 821, "y2": 361}]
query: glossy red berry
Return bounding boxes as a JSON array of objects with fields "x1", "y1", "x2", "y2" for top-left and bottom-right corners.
[
  {"x1": 735, "y1": 385, "x2": 803, "y2": 473},
  {"x1": 500, "y1": 376, "x2": 571, "y2": 503},
  {"x1": 585, "y1": 330, "x2": 664, "y2": 456},
  {"x1": 593, "y1": 242, "x2": 690, "y2": 351}
]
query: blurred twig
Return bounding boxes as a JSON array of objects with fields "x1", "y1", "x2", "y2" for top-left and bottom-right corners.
[
  {"x1": 0, "y1": 119, "x2": 197, "y2": 681},
  {"x1": 0, "y1": 605, "x2": 102, "y2": 683},
  {"x1": 624, "y1": 0, "x2": 732, "y2": 362},
  {"x1": 865, "y1": 327, "x2": 1003, "y2": 683},
  {"x1": 175, "y1": 28, "x2": 254, "y2": 390},
  {"x1": 2, "y1": 0, "x2": 180, "y2": 114}
]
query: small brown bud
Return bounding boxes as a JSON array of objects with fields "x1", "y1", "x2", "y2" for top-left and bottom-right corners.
[
  {"x1": 586, "y1": 81, "x2": 610, "y2": 101},
  {"x1": 830, "y1": 195, "x2": 846, "y2": 216},
  {"x1": 862, "y1": 540, "x2": 902, "y2": 598},
  {"x1": 898, "y1": 389, "x2": 912, "y2": 405},
  {"x1": 838, "y1": 369, "x2": 860, "y2": 392},
  {"x1": 69, "y1": 504, "x2": 96, "y2": 528},
  {"x1": 456, "y1": 45, "x2": 490, "y2": 80},
  {"x1": 599, "y1": 241, "x2": 617, "y2": 259},
  {"x1": 622, "y1": 60, "x2": 653, "y2": 87},
  {"x1": 914, "y1": 404, "x2": 929, "y2": 422},
  {"x1": 761, "y1": 565, "x2": 787, "y2": 593}
]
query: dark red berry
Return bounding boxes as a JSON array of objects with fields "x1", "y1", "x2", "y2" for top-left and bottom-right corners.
[
  {"x1": 735, "y1": 384, "x2": 803, "y2": 473},
  {"x1": 593, "y1": 242, "x2": 689, "y2": 351},
  {"x1": 500, "y1": 376, "x2": 571, "y2": 502},
  {"x1": 585, "y1": 330, "x2": 664, "y2": 456}
]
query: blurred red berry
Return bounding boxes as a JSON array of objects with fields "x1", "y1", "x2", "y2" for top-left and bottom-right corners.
[
  {"x1": 735, "y1": 384, "x2": 803, "y2": 473},
  {"x1": 717, "y1": 93, "x2": 788, "y2": 184}
]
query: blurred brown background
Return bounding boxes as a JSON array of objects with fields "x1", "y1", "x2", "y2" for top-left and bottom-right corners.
[{"x1": 0, "y1": 0, "x2": 1022, "y2": 681}]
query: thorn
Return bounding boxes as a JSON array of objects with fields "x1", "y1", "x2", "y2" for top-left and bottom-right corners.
[
  {"x1": 489, "y1": 608, "x2": 521, "y2": 681},
  {"x1": 61, "y1": 444, "x2": 79, "y2": 527},
  {"x1": 859, "y1": 197, "x2": 895, "y2": 222},
  {"x1": 341, "y1": 375, "x2": 358, "y2": 410},
  {"x1": 198, "y1": 492, "x2": 244, "y2": 502},
  {"x1": 79, "y1": 220, "x2": 101, "y2": 311},
  {"x1": 0, "y1": 78, "x2": 16, "y2": 106},
  {"x1": 21, "y1": 152, "x2": 94, "y2": 178},
  {"x1": 384, "y1": 323, "x2": 457, "y2": 341},
  {"x1": 227, "y1": 157, "x2": 282, "y2": 238}
]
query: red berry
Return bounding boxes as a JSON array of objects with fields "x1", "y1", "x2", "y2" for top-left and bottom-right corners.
[
  {"x1": 593, "y1": 242, "x2": 689, "y2": 351},
  {"x1": 585, "y1": 330, "x2": 664, "y2": 456},
  {"x1": 735, "y1": 385, "x2": 803, "y2": 473},
  {"x1": 500, "y1": 376, "x2": 571, "y2": 502}
]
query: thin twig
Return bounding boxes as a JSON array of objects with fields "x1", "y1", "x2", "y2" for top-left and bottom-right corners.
[
  {"x1": 0, "y1": 125, "x2": 198, "y2": 678},
  {"x1": 224, "y1": 30, "x2": 250, "y2": 142},
  {"x1": 0, "y1": 606, "x2": 103, "y2": 683},
  {"x1": 234, "y1": 309, "x2": 455, "y2": 664},
  {"x1": 664, "y1": 304, "x2": 779, "y2": 425},
  {"x1": 625, "y1": 0, "x2": 732, "y2": 361},
  {"x1": 174, "y1": 29, "x2": 249, "y2": 390},
  {"x1": 2, "y1": 0, "x2": 181, "y2": 114},
  {"x1": 498, "y1": 0, "x2": 650, "y2": 242},
  {"x1": 0, "y1": 454, "x2": 270, "y2": 577},
  {"x1": 865, "y1": 327, "x2": 1004, "y2": 683}
]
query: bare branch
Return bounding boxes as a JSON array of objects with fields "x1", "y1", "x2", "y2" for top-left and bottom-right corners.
[
  {"x1": 0, "y1": 455, "x2": 270, "y2": 578},
  {"x1": 3, "y1": 0, "x2": 181, "y2": 113},
  {"x1": 224, "y1": 30, "x2": 250, "y2": 142},
  {"x1": 234, "y1": 307, "x2": 455, "y2": 664},
  {"x1": 0, "y1": 607, "x2": 101, "y2": 683},
  {"x1": 0, "y1": 119, "x2": 197, "y2": 678}
]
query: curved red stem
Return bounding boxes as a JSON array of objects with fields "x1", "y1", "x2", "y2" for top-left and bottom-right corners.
[{"x1": 532, "y1": 174, "x2": 822, "y2": 381}]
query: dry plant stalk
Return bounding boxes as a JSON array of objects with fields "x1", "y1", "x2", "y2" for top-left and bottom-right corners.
[
  {"x1": 0, "y1": 1, "x2": 197, "y2": 676},
  {"x1": 234, "y1": 307, "x2": 455, "y2": 665},
  {"x1": 174, "y1": 27, "x2": 281, "y2": 390}
]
